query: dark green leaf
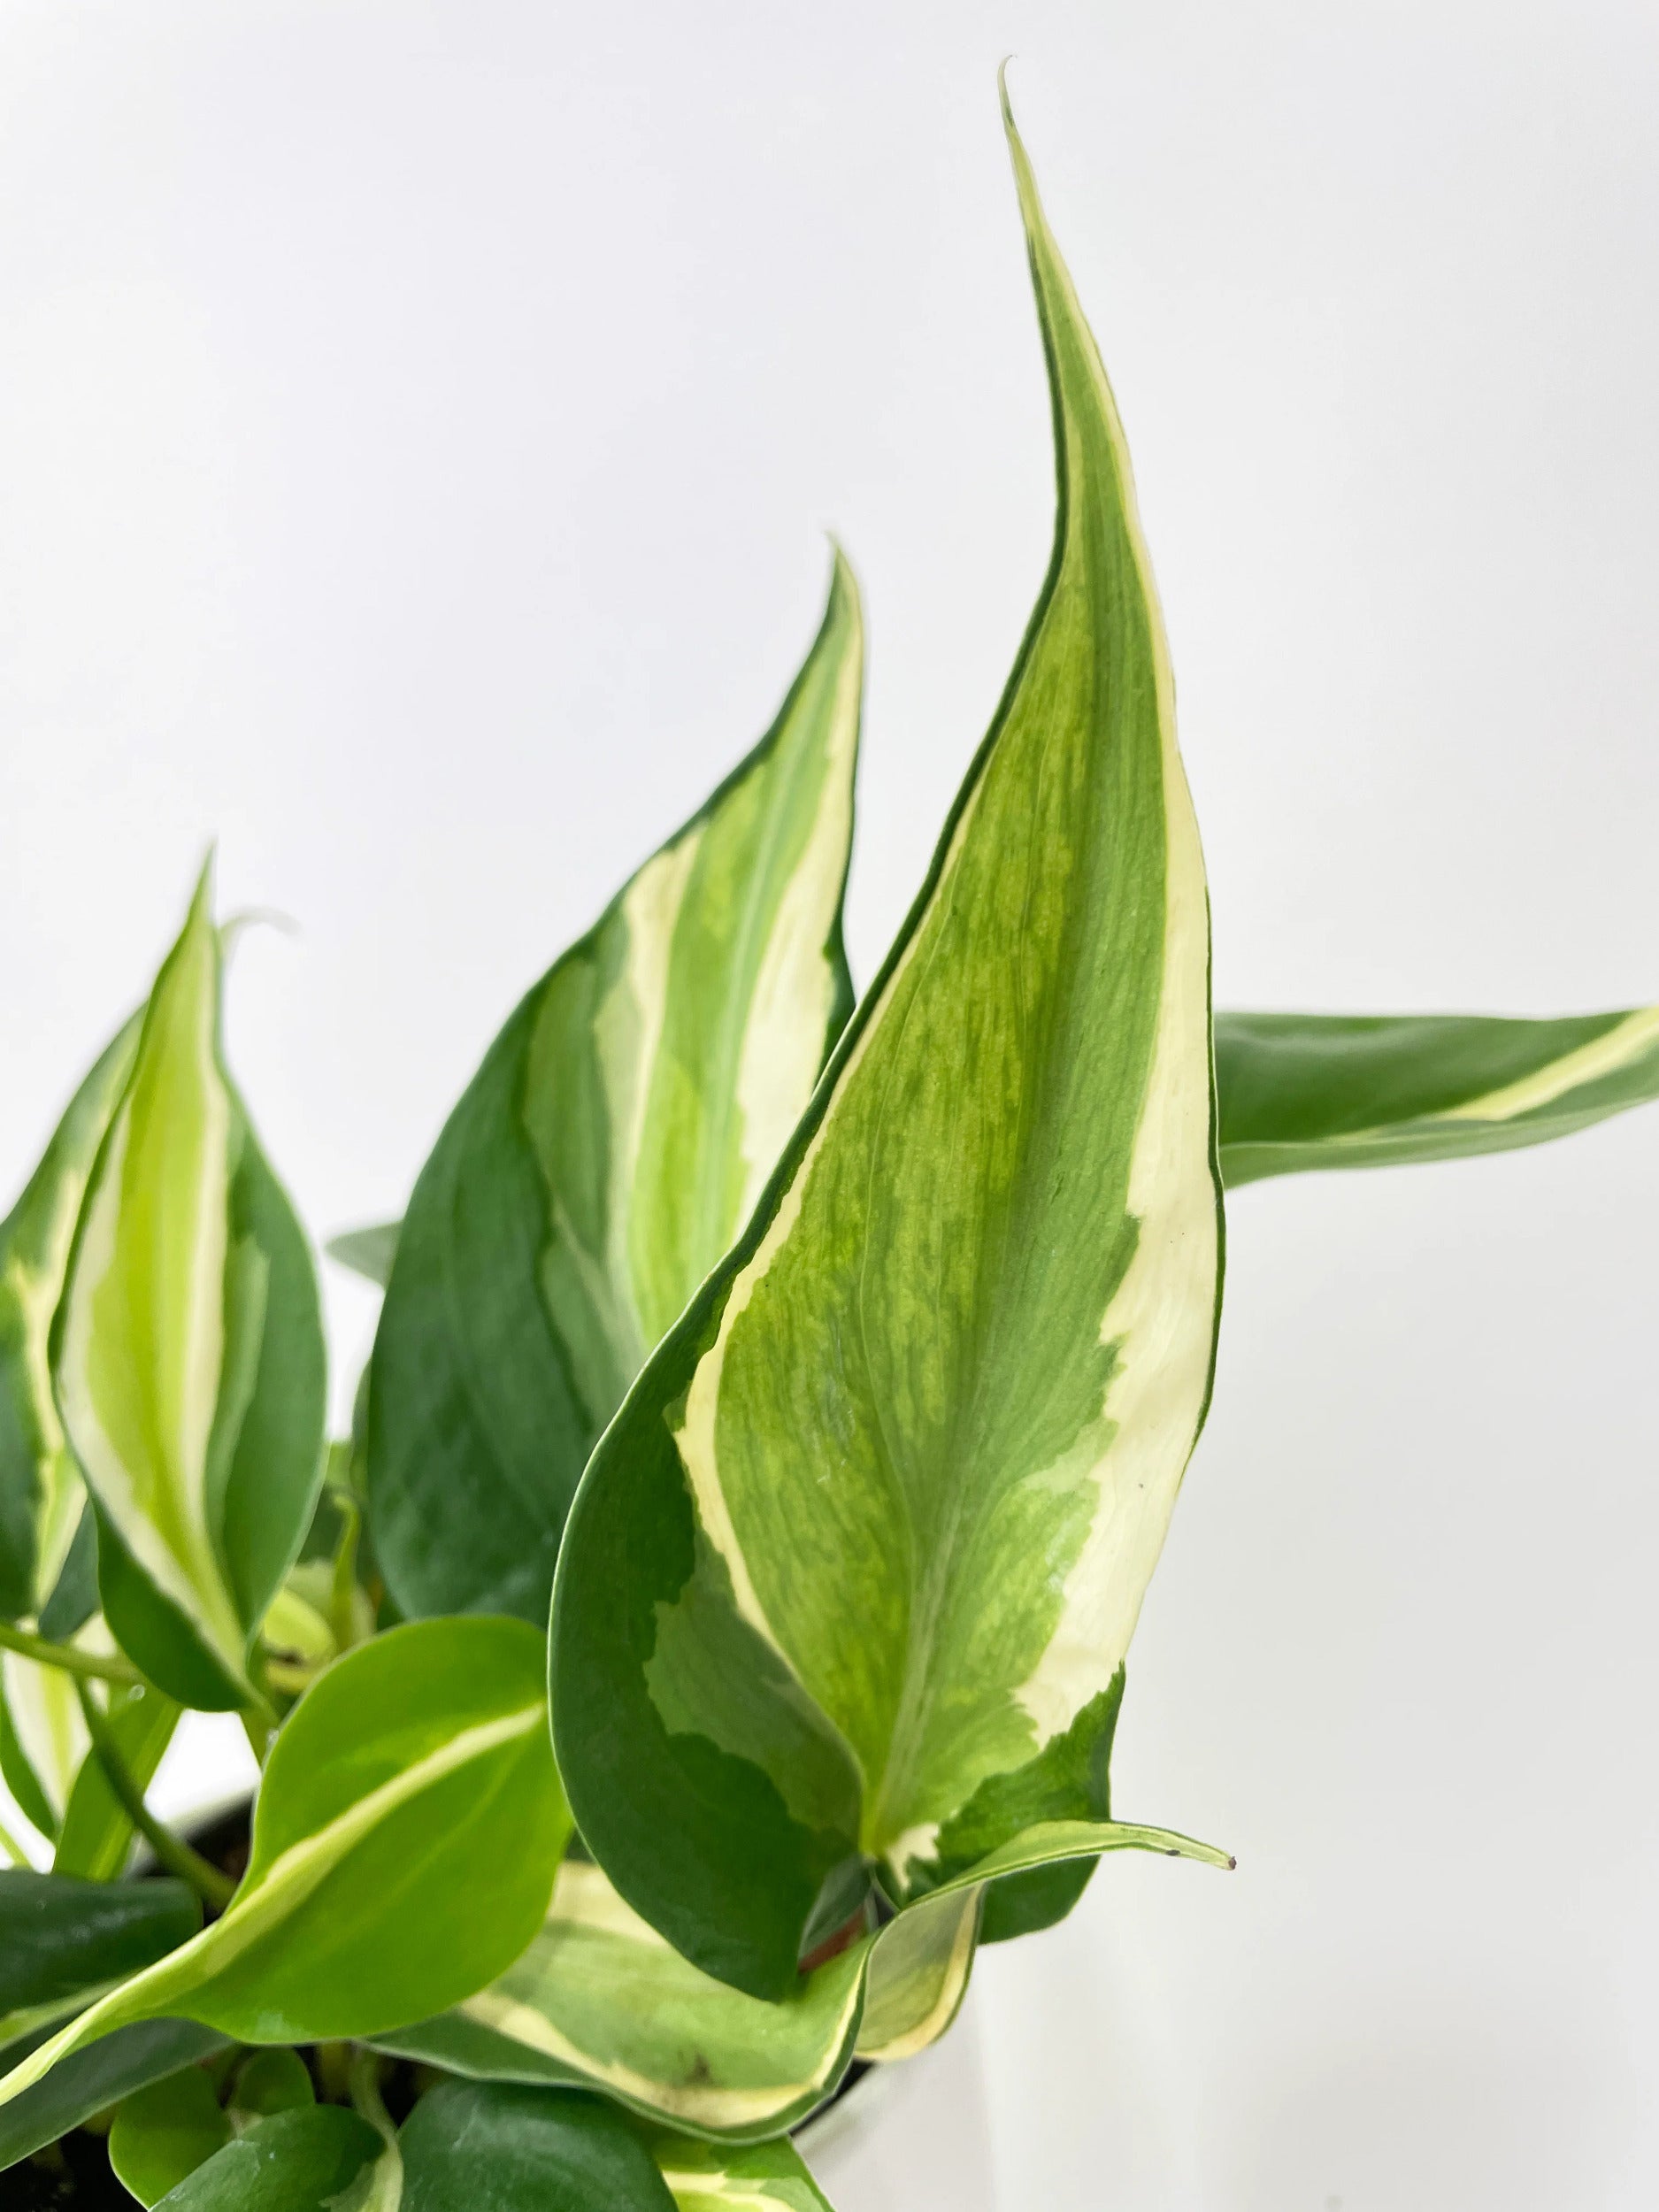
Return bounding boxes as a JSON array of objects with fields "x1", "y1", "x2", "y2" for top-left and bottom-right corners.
[
  {"x1": 0, "y1": 2020, "x2": 229, "y2": 2174},
  {"x1": 154, "y1": 2107, "x2": 385, "y2": 2210},
  {"x1": 0, "y1": 1871, "x2": 198, "y2": 2040},
  {"x1": 399, "y1": 2080, "x2": 676, "y2": 2212}
]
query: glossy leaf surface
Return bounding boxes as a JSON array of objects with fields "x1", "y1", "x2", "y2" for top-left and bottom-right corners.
[
  {"x1": 0, "y1": 1617, "x2": 566, "y2": 2106},
  {"x1": 52, "y1": 867, "x2": 326, "y2": 1709},
  {"x1": 368, "y1": 557, "x2": 863, "y2": 1624},
  {"x1": 109, "y1": 2063, "x2": 232, "y2": 2206},
  {"x1": 552, "y1": 96, "x2": 1224, "y2": 2000},
  {"x1": 155, "y1": 2107, "x2": 385, "y2": 2210},
  {"x1": 0, "y1": 1018, "x2": 139, "y2": 1622},
  {"x1": 53, "y1": 1678, "x2": 179, "y2": 1878},
  {"x1": 0, "y1": 1870, "x2": 197, "y2": 2049},
  {"x1": 1216, "y1": 1007, "x2": 1659, "y2": 1185},
  {"x1": 0, "y1": 2018, "x2": 229, "y2": 2174},
  {"x1": 398, "y1": 2080, "x2": 677, "y2": 2212}
]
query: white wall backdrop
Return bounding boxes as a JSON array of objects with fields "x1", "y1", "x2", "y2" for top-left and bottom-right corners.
[{"x1": 3, "y1": 3, "x2": 1656, "y2": 2205}]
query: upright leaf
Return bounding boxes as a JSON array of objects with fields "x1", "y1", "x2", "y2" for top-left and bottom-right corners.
[
  {"x1": 1216, "y1": 1007, "x2": 1659, "y2": 1185},
  {"x1": 0, "y1": 1617, "x2": 566, "y2": 2108},
  {"x1": 53, "y1": 1678, "x2": 180, "y2": 1879},
  {"x1": 0, "y1": 1018, "x2": 140, "y2": 1622},
  {"x1": 368, "y1": 555, "x2": 864, "y2": 1624},
  {"x1": 551, "y1": 91, "x2": 1225, "y2": 2000},
  {"x1": 51, "y1": 864, "x2": 327, "y2": 1709}
]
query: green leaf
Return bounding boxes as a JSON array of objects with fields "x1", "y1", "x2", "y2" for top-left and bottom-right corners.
[
  {"x1": 109, "y1": 2063, "x2": 233, "y2": 2206},
  {"x1": 550, "y1": 90, "x2": 1225, "y2": 2001},
  {"x1": 51, "y1": 863, "x2": 328, "y2": 1709},
  {"x1": 398, "y1": 2080, "x2": 677, "y2": 2212},
  {"x1": 373, "y1": 1855, "x2": 869, "y2": 2139},
  {"x1": 153, "y1": 2107, "x2": 386, "y2": 2210},
  {"x1": 0, "y1": 1870, "x2": 198, "y2": 2051},
  {"x1": 227, "y1": 2047, "x2": 315, "y2": 2118},
  {"x1": 0, "y1": 1017, "x2": 140, "y2": 1622},
  {"x1": 0, "y1": 2019, "x2": 229, "y2": 2175},
  {"x1": 1215, "y1": 1007, "x2": 1659, "y2": 1186},
  {"x1": 367, "y1": 554, "x2": 864, "y2": 1624},
  {"x1": 53, "y1": 1678, "x2": 180, "y2": 1879},
  {"x1": 0, "y1": 1617, "x2": 567, "y2": 2108},
  {"x1": 324, "y1": 1225, "x2": 400, "y2": 1290},
  {"x1": 650, "y1": 2132, "x2": 836, "y2": 2212}
]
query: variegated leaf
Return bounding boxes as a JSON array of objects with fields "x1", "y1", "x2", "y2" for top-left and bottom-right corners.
[
  {"x1": 367, "y1": 555, "x2": 864, "y2": 1624},
  {"x1": 652, "y1": 2132, "x2": 836, "y2": 2212},
  {"x1": 376, "y1": 1813, "x2": 1223, "y2": 2138},
  {"x1": 1217, "y1": 1007, "x2": 1659, "y2": 1185},
  {"x1": 373, "y1": 1854, "x2": 870, "y2": 2139},
  {"x1": 0, "y1": 1018, "x2": 140, "y2": 1623},
  {"x1": 50, "y1": 864, "x2": 327, "y2": 1709},
  {"x1": 551, "y1": 91, "x2": 1225, "y2": 2000},
  {"x1": 0, "y1": 1617, "x2": 566, "y2": 2113}
]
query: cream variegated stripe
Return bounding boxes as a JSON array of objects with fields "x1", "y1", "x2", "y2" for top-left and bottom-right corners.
[
  {"x1": 452, "y1": 1856, "x2": 868, "y2": 2133},
  {"x1": 3, "y1": 1647, "x2": 92, "y2": 1827},
  {"x1": 1434, "y1": 1003, "x2": 1659, "y2": 1124},
  {"x1": 854, "y1": 1884, "x2": 979, "y2": 2062},
  {"x1": 655, "y1": 2139, "x2": 834, "y2": 2212},
  {"x1": 0, "y1": 1701, "x2": 544, "y2": 2109},
  {"x1": 55, "y1": 878, "x2": 244, "y2": 1684}
]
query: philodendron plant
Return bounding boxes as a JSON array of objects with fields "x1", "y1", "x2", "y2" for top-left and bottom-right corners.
[{"x1": 1, "y1": 89, "x2": 1655, "y2": 2211}]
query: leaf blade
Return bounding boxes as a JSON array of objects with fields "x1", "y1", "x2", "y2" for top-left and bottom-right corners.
[
  {"x1": 367, "y1": 557, "x2": 864, "y2": 1625},
  {"x1": 1216, "y1": 1007, "x2": 1659, "y2": 1185},
  {"x1": 552, "y1": 91, "x2": 1224, "y2": 1998}
]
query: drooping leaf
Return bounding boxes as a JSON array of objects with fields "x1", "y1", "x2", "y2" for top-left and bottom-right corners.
[
  {"x1": 0, "y1": 1017, "x2": 140, "y2": 1623},
  {"x1": 51, "y1": 863, "x2": 328, "y2": 1709},
  {"x1": 53, "y1": 1678, "x2": 180, "y2": 1879},
  {"x1": 373, "y1": 1855, "x2": 869, "y2": 2139},
  {"x1": 0, "y1": 1870, "x2": 198, "y2": 2052},
  {"x1": 650, "y1": 2131, "x2": 837, "y2": 2212},
  {"x1": 109, "y1": 2063, "x2": 233, "y2": 2206},
  {"x1": 377, "y1": 1816, "x2": 1224, "y2": 2136},
  {"x1": 551, "y1": 91, "x2": 1225, "y2": 2000},
  {"x1": 324, "y1": 1223, "x2": 400, "y2": 1289},
  {"x1": 367, "y1": 555, "x2": 864, "y2": 1624},
  {"x1": 153, "y1": 2106, "x2": 386, "y2": 2211},
  {"x1": 397, "y1": 2080, "x2": 677, "y2": 2212},
  {"x1": 0, "y1": 2019, "x2": 230, "y2": 2175},
  {"x1": 0, "y1": 1617, "x2": 567, "y2": 2108},
  {"x1": 1216, "y1": 1007, "x2": 1659, "y2": 1185}
]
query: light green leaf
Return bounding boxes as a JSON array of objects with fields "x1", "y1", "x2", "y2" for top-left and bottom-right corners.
[
  {"x1": 325, "y1": 1225, "x2": 400, "y2": 1290},
  {"x1": 109, "y1": 2063, "x2": 233, "y2": 2206},
  {"x1": 0, "y1": 1017, "x2": 140, "y2": 1622},
  {"x1": 551, "y1": 90, "x2": 1225, "y2": 2000},
  {"x1": 0, "y1": 2019, "x2": 229, "y2": 2176},
  {"x1": 652, "y1": 2132, "x2": 836, "y2": 2212},
  {"x1": 0, "y1": 1617, "x2": 567, "y2": 2109},
  {"x1": 852, "y1": 1885, "x2": 979, "y2": 2062},
  {"x1": 1216, "y1": 1007, "x2": 1659, "y2": 1186},
  {"x1": 154, "y1": 2106, "x2": 386, "y2": 2210},
  {"x1": 373, "y1": 1855, "x2": 869, "y2": 2139},
  {"x1": 228, "y1": 2047, "x2": 315, "y2": 2118},
  {"x1": 398, "y1": 2079, "x2": 678, "y2": 2211},
  {"x1": 367, "y1": 554, "x2": 864, "y2": 1624},
  {"x1": 51, "y1": 863, "x2": 328, "y2": 1709},
  {"x1": 53, "y1": 1678, "x2": 180, "y2": 1879}
]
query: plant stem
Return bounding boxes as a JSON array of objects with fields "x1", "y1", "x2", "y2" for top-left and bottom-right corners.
[
  {"x1": 328, "y1": 1495, "x2": 364, "y2": 1656},
  {"x1": 73, "y1": 1682, "x2": 235, "y2": 1912},
  {"x1": 0, "y1": 1619, "x2": 146, "y2": 1688}
]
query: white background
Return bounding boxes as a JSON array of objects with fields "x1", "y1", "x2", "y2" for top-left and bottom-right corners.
[{"x1": 3, "y1": 3, "x2": 1657, "y2": 2205}]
